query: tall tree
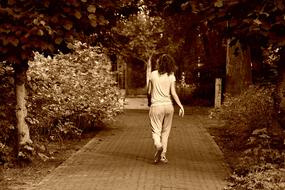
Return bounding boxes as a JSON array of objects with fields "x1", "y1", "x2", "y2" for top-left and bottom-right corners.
[
  {"x1": 0, "y1": 0, "x2": 139, "y2": 154},
  {"x1": 225, "y1": 38, "x2": 252, "y2": 95},
  {"x1": 144, "y1": 0, "x2": 285, "y2": 127},
  {"x1": 112, "y1": 10, "x2": 164, "y2": 86},
  {"x1": 144, "y1": 0, "x2": 285, "y2": 93},
  {"x1": 111, "y1": 3, "x2": 180, "y2": 91}
]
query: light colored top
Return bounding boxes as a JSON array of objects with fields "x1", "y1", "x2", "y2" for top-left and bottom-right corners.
[{"x1": 149, "y1": 70, "x2": 176, "y2": 106}]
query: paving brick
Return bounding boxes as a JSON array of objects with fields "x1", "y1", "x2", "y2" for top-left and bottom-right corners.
[{"x1": 32, "y1": 108, "x2": 230, "y2": 190}]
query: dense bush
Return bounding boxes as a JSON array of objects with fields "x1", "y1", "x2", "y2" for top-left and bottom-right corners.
[
  {"x1": 0, "y1": 65, "x2": 17, "y2": 164},
  {"x1": 0, "y1": 42, "x2": 123, "y2": 164},
  {"x1": 211, "y1": 85, "x2": 285, "y2": 189},
  {"x1": 211, "y1": 85, "x2": 276, "y2": 149},
  {"x1": 27, "y1": 42, "x2": 123, "y2": 141}
]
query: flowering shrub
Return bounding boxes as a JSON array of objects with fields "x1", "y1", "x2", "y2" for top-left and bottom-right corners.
[
  {"x1": 211, "y1": 85, "x2": 276, "y2": 149},
  {"x1": 27, "y1": 42, "x2": 123, "y2": 140},
  {"x1": 211, "y1": 85, "x2": 285, "y2": 189}
]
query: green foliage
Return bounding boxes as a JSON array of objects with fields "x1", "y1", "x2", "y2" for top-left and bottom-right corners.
[
  {"x1": 254, "y1": 45, "x2": 280, "y2": 84},
  {"x1": 226, "y1": 163, "x2": 285, "y2": 190},
  {"x1": 0, "y1": 42, "x2": 123, "y2": 163},
  {"x1": 0, "y1": 0, "x2": 139, "y2": 65},
  {"x1": 112, "y1": 10, "x2": 164, "y2": 62},
  {"x1": 211, "y1": 86, "x2": 276, "y2": 149},
  {"x1": 211, "y1": 85, "x2": 285, "y2": 189},
  {"x1": 0, "y1": 0, "x2": 138, "y2": 163},
  {"x1": 111, "y1": 6, "x2": 179, "y2": 64},
  {"x1": 27, "y1": 42, "x2": 123, "y2": 141},
  {"x1": 0, "y1": 65, "x2": 16, "y2": 164},
  {"x1": 145, "y1": 0, "x2": 285, "y2": 48}
]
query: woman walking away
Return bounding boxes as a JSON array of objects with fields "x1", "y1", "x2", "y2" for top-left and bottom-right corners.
[{"x1": 147, "y1": 54, "x2": 184, "y2": 164}]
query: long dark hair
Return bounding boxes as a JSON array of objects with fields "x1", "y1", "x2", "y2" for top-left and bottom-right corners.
[{"x1": 157, "y1": 54, "x2": 176, "y2": 75}]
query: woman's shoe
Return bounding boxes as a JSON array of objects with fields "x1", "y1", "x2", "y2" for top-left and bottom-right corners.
[
  {"x1": 160, "y1": 156, "x2": 168, "y2": 164},
  {"x1": 154, "y1": 147, "x2": 163, "y2": 163}
]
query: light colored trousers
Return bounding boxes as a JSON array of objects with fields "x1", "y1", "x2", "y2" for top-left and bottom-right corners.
[{"x1": 149, "y1": 104, "x2": 174, "y2": 154}]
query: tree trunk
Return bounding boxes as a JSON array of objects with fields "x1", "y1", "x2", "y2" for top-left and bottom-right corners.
[
  {"x1": 225, "y1": 38, "x2": 252, "y2": 96},
  {"x1": 14, "y1": 62, "x2": 32, "y2": 146},
  {"x1": 276, "y1": 65, "x2": 285, "y2": 129},
  {"x1": 146, "y1": 55, "x2": 152, "y2": 88}
]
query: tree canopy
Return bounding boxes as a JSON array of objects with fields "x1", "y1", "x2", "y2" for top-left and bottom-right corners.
[
  {"x1": 111, "y1": 8, "x2": 165, "y2": 62},
  {"x1": 0, "y1": 0, "x2": 139, "y2": 65},
  {"x1": 144, "y1": 0, "x2": 285, "y2": 48}
]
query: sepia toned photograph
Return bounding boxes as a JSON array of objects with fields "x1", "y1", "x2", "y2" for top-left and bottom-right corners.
[{"x1": 0, "y1": 0, "x2": 285, "y2": 189}]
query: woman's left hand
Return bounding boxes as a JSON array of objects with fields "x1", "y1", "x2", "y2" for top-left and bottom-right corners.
[{"x1": 179, "y1": 106, "x2": 184, "y2": 117}]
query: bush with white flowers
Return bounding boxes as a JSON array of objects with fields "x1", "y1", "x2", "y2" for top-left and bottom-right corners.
[{"x1": 27, "y1": 42, "x2": 123, "y2": 140}]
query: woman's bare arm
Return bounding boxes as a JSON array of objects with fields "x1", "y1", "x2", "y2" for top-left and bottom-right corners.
[
  {"x1": 170, "y1": 81, "x2": 184, "y2": 117},
  {"x1": 147, "y1": 80, "x2": 152, "y2": 107},
  {"x1": 147, "y1": 80, "x2": 152, "y2": 95}
]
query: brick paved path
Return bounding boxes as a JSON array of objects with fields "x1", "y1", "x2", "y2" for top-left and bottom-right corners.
[{"x1": 33, "y1": 109, "x2": 230, "y2": 190}]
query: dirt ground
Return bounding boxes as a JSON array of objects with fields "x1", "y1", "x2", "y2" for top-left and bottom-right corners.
[
  {"x1": 0, "y1": 130, "x2": 99, "y2": 190},
  {"x1": 207, "y1": 127, "x2": 240, "y2": 171}
]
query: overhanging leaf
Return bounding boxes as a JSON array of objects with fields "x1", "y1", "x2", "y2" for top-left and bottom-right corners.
[
  {"x1": 55, "y1": 38, "x2": 63, "y2": 45},
  {"x1": 214, "y1": 0, "x2": 223, "y2": 8},
  {"x1": 37, "y1": 29, "x2": 44, "y2": 36},
  {"x1": 11, "y1": 38, "x2": 19, "y2": 46},
  {"x1": 0, "y1": 28, "x2": 11, "y2": 34},
  {"x1": 8, "y1": 0, "x2": 16, "y2": 6},
  {"x1": 90, "y1": 20, "x2": 97, "y2": 27},
  {"x1": 98, "y1": 16, "x2": 109, "y2": 25},
  {"x1": 276, "y1": 0, "x2": 285, "y2": 11},
  {"x1": 253, "y1": 19, "x2": 262, "y2": 25},
  {"x1": 74, "y1": 11, "x2": 82, "y2": 19},
  {"x1": 87, "y1": 5, "x2": 96, "y2": 13},
  {"x1": 88, "y1": 14, "x2": 96, "y2": 20},
  {"x1": 63, "y1": 21, "x2": 73, "y2": 30}
]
